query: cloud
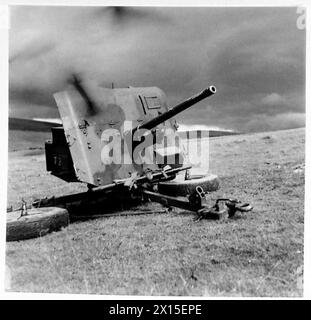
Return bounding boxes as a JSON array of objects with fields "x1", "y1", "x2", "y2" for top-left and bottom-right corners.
[
  {"x1": 261, "y1": 93, "x2": 284, "y2": 106},
  {"x1": 9, "y1": 6, "x2": 306, "y2": 132},
  {"x1": 243, "y1": 112, "x2": 305, "y2": 132}
]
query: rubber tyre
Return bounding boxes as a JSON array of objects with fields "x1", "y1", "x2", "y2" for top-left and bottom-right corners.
[
  {"x1": 158, "y1": 173, "x2": 220, "y2": 197},
  {"x1": 6, "y1": 207, "x2": 69, "y2": 242}
]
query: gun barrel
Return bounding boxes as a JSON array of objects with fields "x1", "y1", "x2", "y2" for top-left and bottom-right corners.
[{"x1": 139, "y1": 85, "x2": 216, "y2": 131}]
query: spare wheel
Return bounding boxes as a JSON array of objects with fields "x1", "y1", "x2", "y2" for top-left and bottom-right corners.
[
  {"x1": 6, "y1": 207, "x2": 69, "y2": 242},
  {"x1": 158, "y1": 173, "x2": 220, "y2": 197}
]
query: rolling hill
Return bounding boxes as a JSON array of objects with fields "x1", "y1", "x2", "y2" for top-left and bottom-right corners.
[{"x1": 6, "y1": 127, "x2": 305, "y2": 296}]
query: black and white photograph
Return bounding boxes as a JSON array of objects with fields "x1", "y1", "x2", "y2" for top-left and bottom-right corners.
[{"x1": 2, "y1": 2, "x2": 308, "y2": 298}]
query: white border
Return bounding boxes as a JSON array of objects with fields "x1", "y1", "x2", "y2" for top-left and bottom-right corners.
[
  {"x1": 0, "y1": 5, "x2": 8, "y2": 299},
  {"x1": 304, "y1": 0, "x2": 310, "y2": 299},
  {"x1": 0, "y1": 0, "x2": 309, "y2": 300}
]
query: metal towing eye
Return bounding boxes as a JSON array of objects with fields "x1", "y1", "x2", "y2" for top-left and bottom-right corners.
[
  {"x1": 193, "y1": 186, "x2": 253, "y2": 221},
  {"x1": 141, "y1": 185, "x2": 253, "y2": 221}
]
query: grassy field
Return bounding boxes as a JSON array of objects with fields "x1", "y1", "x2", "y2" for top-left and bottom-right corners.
[{"x1": 6, "y1": 128, "x2": 305, "y2": 296}]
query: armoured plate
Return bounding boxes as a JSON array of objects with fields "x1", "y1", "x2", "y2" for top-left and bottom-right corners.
[{"x1": 53, "y1": 80, "x2": 179, "y2": 186}]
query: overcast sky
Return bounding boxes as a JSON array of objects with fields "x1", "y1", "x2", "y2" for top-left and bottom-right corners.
[{"x1": 9, "y1": 6, "x2": 305, "y2": 132}]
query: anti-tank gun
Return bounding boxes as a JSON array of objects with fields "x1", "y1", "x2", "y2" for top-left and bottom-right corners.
[{"x1": 7, "y1": 75, "x2": 253, "y2": 241}]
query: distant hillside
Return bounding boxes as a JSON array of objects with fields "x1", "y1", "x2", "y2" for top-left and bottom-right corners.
[
  {"x1": 9, "y1": 118, "x2": 62, "y2": 132},
  {"x1": 9, "y1": 118, "x2": 238, "y2": 138},
  {"x1": 178, "y1": 129, "x2": 238, "y2": 139}
]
